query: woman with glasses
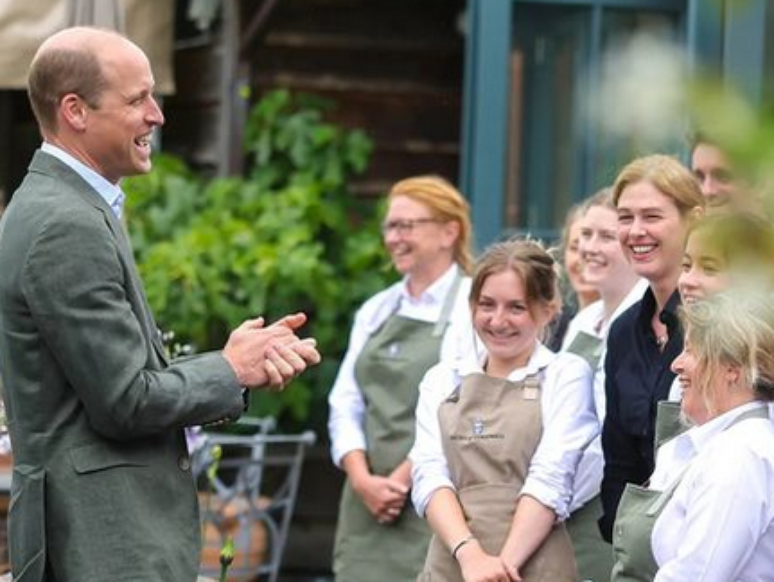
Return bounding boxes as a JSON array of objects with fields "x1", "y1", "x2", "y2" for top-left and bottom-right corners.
[{"x1": 328, "y1": 175, "x2": 475, "y2": 582}]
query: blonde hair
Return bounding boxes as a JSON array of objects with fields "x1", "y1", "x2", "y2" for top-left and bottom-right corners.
[
  {"x1": 612, "y1": 154, "x2": 704, "y2": 215},
  {"x1": 681, "y1": 292, "x2": 774, "y2": 415},
  {"x1": 470, "y1": 238, "x2": 561, "y2": 329},
  {"x1": 388, "y1": 175, "x2": 474, "y2": 274}
]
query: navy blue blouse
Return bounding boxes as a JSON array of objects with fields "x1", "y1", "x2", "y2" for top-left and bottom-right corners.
[{"x1": 598, "y1": 287, "x2": 683, "y2": 542}]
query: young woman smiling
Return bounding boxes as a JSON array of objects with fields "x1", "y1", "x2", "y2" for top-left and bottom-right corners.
[
  {"x1": 561, "y1": 189, "x2": 646, "y2": 582},
  {"x1": 410, "y1": 239, "x2": 597, "y2": 582},
  {"x1": 598, "y1": 155, "x2": 704, "y2": 542}
]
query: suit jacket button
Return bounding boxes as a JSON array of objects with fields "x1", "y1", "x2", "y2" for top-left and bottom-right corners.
[{"x1": 178, "y1": 455, "x2": 191, "y2": 472}]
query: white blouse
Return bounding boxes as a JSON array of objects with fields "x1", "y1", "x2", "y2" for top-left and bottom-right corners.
[
  {"x1": 327, "y1": 264, "x2": 474, "y2": 467},
  {"x1": 409, "y1": 343, "x2": 597, "y2": 520},
  {"x1": 650, "y1": 402, "x2": 774, "y2": 582}
]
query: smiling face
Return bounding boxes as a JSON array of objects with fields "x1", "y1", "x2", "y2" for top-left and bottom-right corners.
[
  {"x1": 382, "y1": 195, "x2": 456, "y2": 280},
  {"x1": 564, "y1": 217, "x2": 598, "y2": 306},
  {"x1": 678, "y1": 230, "x2": 730, "y2": 305},
  {"x1": 473, "y1": 269, "x2": 550, "y2": 377},
  {"x1": 616, "y1": 181, "x2": 690, "y2": 288},
  {"x1": 580, "y1": 204, "x2": 636, "y2": 296},
  {"x1": 671, "y1": 340, "x2": 713, "y2": 425},
  {"x1": 79, "y1": 38, "x2": 164, "y2": 183}
]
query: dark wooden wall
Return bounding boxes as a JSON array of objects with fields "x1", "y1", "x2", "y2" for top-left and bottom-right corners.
[{"x1": 164, "y1": 0, "x2": 466, "y2": 197}]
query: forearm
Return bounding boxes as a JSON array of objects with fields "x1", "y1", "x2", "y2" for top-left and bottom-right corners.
[
  {"x1": 500, "y1": 495, "x2": 556, "y2": 571},
  {"x1": 341, "y1": 449, "x2": 371, "y2": 487},
  {"x1": 425, "y1": 487, "x2": 472, "y2": 551}
]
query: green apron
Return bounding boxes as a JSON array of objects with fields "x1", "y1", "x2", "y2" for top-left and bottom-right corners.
[
  {"x1": 564, "y1": 329, "x2": 613, "y2": 582},
  {"x1": 611, "y1": 405, "x2": 769, "y2": 582},
  {"x1": 564, "y1": 329, "x2": 604, "y2": 372},
  {"x1": 333, "y1": 275, "x2": 462, "y2": 582},
  {"x1": 654, "y1": 400, "x2": 688, "y2": 452},
  {"x1": 417, "y1": 373, "x2": 577, "y2": 582}
]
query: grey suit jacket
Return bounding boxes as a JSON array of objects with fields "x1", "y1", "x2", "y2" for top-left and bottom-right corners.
[{"x1": 0, "y1": 151, "x2": 246, "y2": 582}]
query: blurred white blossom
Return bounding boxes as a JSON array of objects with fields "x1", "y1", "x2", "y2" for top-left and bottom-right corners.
[{"x1": 590, "y1": 33, "x2": 689, "y2": 149}]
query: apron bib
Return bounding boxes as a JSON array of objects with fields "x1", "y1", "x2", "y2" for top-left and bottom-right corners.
[
  {"x1": 418, "y1": 373, "x2": 577, "y2": 582},
  {"x1": 612, "y1": 405, "x2": 770, "y2": 582},
  {"x1": 334, "y1": 276, "x2": 461, "y2": 582},
  {"x1": 564, "y1": 330, "x2": 614, "y2": 582},
  {"x1": 654, "y1": 400, "x2": 687, "y2": 452},
  {"x1": 564, "y1": 329, "x2": 604, "y2": 372}
]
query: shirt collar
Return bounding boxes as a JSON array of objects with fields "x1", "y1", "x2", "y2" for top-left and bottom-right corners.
[
  {"x1": 41, "y1": 142, "x2": 124, "y2": 216},
  {"x1": 399, "y1": 263, "x2": 460, "y2": 306},
  {"x1": 677, "y1": 401, "x2": 769, "y2": 458},
  {"x1": 637, "y1": 286, "x2": 682, "y2": 333},
  {"x1": 458, "y1": 340, "x2": 555, "y2": 381}
]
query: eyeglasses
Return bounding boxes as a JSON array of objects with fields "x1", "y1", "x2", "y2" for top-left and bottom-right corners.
[{"x1": 381, "y1": 218, "x2": 439, "y2": 236}]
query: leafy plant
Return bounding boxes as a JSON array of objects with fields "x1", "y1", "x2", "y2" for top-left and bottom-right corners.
[{"x1": 124, "y1": 90, "x2": 397, "y2": 429}]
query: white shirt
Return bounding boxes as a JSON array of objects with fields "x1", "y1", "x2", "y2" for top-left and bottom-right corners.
[
  {"x1": 650, "y1": 402, "x2": 774, "y2": 582},
  {"x1": 409, "y1": 343, "x2": 597, "y2": 520},
  {"x1": 41, "y1": 142, "x2": 125, "y2": 218},
  {"x1": 561, "y1": 279, "x2": 647, "y2": 511},
  {"x1": 327, "y1": 264, "x2": 473, "y2": 467}
]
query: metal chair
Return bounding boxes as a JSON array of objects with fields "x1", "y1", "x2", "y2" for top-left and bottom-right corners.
[{"x1": 193, "y1": 418, "x2": 316, "y2": 582}]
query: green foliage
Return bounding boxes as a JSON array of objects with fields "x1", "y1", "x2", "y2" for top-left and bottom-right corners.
[{"x1": 124, "y1": 90, "x2": 397, "y2": 429}]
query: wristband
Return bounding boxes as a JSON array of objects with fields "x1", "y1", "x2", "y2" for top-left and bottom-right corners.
[{"x1": 451, "y1": 534, "x2": 475, "y2": 560}]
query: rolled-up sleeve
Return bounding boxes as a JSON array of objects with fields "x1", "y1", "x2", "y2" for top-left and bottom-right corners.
[
  {"x1": 410, "y1": 362, "x2": 460, "y2": 516},
  {"x1": 521, "y1": 353, "x2": 598, "y2": 520}
]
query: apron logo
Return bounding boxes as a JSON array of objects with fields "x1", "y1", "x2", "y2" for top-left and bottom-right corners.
[
  {"x1": 472, "y1": 418, "x2": 484, "y2": 436},
  {"x1": 387, "y1": 342, "x2": 400, "y2": 357}
]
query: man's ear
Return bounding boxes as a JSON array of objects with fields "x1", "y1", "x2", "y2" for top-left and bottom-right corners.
[{"x1": 59, "y1": 93, "x2": 88, "y2": 132}]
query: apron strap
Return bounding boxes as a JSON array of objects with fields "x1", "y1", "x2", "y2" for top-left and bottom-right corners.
[
  {"x1": 646, "y1": 403, "x2": 769, "y2": 515},
  {"x1": 433, "y1": 268, "x2": 464, "y2": 337}
]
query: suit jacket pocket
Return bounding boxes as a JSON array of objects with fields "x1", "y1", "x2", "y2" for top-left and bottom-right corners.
[
  {"x1": 9, "y1": 464, "x2": 46, "y2": 582},
  {"x1": 69, "y1": 441, "x2": 150, "y2": 474}
]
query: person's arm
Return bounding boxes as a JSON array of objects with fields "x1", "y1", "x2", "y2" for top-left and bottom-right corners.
[
  {"x1": 519, "y1": 353, "x2": 598, "y2": 520},
  {"x1": 425, "y1": 488, "x2": 512, "y2": 582},
  {"x1": 503, "y1": 352, "x2": 597, "y2": 568},
  {"x1": 327, "y1": 298, "x2": 382, "y2": 467},
  {"x1": 25, "y1": 210, "x2": 281, "y2": 438},
  {"x1": 499, "y1": 495, "x2": 556, "y2": 580},
  {"x1": 410, "y1": 363, "x2": 457, "y2": 517}
]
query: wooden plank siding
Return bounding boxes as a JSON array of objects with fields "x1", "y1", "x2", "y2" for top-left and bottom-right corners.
[{"x1": 164, "y1": 0, "x2": 466, "y2": 198}]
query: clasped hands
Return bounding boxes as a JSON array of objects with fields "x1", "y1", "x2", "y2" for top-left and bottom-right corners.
[
  {"x1": 456, "y1": 540, "x2": 523, "y2": 582},
  {"x1": 223, "y1": 312, "x2": 321, "y2": 390},
  {"x1": 352, "y1": 470, "x2": 410, "y2": 525}
]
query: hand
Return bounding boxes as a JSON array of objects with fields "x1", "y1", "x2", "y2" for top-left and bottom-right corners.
[
  {"x1": 222, "y1": 314, "x2": 318, "y2": 388},
  {"x1": 501, "y1": 560, "x2": 523, "y2": 582},
  {"x1": 351, "y1": 473, "x2": 409, "y2": 524},
  {"x1": 263, "y1": 338, "x2": 321, "y2": 390},
  {"x1": 455, "y1": 541, "x2": 513, "y2": 582}
]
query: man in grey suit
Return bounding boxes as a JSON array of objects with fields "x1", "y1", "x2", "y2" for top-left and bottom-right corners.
[{"x1": 0, "y1": 27, "x2": 321, "y2": 582}]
